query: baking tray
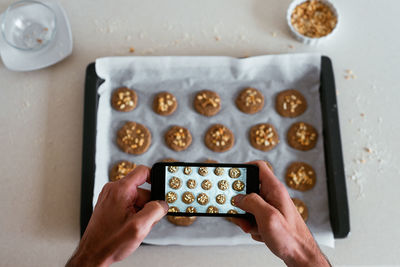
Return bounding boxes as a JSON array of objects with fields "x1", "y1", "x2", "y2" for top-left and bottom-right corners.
[{"x1": 80, "y1": 56, "x2": 350, "y2": 238}]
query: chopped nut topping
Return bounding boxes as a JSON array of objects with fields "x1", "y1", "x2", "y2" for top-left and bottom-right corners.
[
  {"x1": 168, "y1": 206, "x2": 179, "y2": 213},
  {"x1": 228, "y1": 209, "x2": 238, "y2": 214},
  {"x1": 111, "y1": 161, "x2": 136, "y2": 181},
  {"x1": 295, "y1": 123, "x2": 316, "y2": 146},
  {"x1": 244, "y1": 88, "x2": 263, "y2": 107},
  {"x1": 283, "y1": 94, "x2": 303, "y2": 113},
  {"x1": 168, "y1": 177, "x2": 181, "y2": 189},
  {"x1": 201, "y1": 179, "x2": 212, "y2": 190},
  {"x1": 229, "y1": 168, "x2": 241, "y2": 178},
  {"x1": 186, "y1": 206, "x2": 197, "y2": 213},
  {"x1": 198, "y1": 167, "x2": 208, "y2": 176},
  {"x1": 218, "y1": 180, "x2": 229, "y2": 190},
  {"x1": 232, "y1": 180, "x2": 245, "y2": 191},
  {"x1": 197, "y1": 193, "x2": 209, "y2": 205},
  {"x1": 254, "y1": 124, "x2": 277, "y2": 147},
  {"x1": 214, "y1": 167, "x2": 224, "y2": 176},
  {"x1": 182, "y1": 192, "x2": 195, "y2": 204},
  {"x1": 211, "y1": 127, "x2": 231, "y2": 146},
  {"x1": 166, "y1": 191, "x2": 177, "y2": 203},
  {"x1": 206, "y1": 206, "x2": 219, "y2": 213},
  {"x1": 157, "y1": 93, "x2": 176, "y2": 112},
  {"x1": 187, "y1": 179, "x2": 197, "y2": 189},
  {"x1": 291, "y1": 0, "x2": 337, "y2": 38},
  {"x1": 168, "y1": 166, "x2": 178, "y2": 173},
  {"x1": 288, "y1": 166, "x2": 314, "y2": 186},
  {"x1": 216, "y1": 194, "x2": 226, "y2": 204},
  {"x1": 183, "y1": 166, "x2": 192, "y2": 175},
  {"x1": 197, "y1": 92, "x2": 220, "y2": 108}
]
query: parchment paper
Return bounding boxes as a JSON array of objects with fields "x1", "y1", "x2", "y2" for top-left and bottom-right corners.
[{"x1": 94, "y1": 54, "x2": 334, "y2": 248}]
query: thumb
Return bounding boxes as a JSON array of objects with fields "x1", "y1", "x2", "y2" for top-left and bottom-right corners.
[
  {"x1": 132, "y1": 200, "x2": 168, "y2": 233},
  {"x1": 233, "y1": 193, "x2": 276, "y2": 218}
]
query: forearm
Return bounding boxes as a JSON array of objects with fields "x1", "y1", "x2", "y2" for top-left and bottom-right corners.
[{"x1": 283, "y1": 239, "x2": 330, "y2": 267}]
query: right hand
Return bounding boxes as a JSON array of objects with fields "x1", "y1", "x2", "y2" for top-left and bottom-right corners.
[{"x1": 230, "y1": 161, "x2": 330, "y2": 267}]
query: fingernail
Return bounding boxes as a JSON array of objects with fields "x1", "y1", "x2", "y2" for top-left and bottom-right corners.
[
  {"x1": 157, "y1": 200, "x2": 169, "y2": 212},
  {"x1": 233, "y1": 194, "x2": 245, "y2": 205}
]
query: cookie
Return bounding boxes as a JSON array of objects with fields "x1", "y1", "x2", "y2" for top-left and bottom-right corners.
[
  {"x1": 201, "y1": 179, "x2": 212, "y2": 190},
  {"x1": 235, "y1": 87, "x2": 264, "y2": 114},
  {"x1": 168, "y1": 176, "x2": 182, "y2": 189},
  {"x1": 216, "y1": 194, "x2": 226, "y2": 204},
  {"x1": 197, "y1": 193, "x2": 209, "y2": 205},
  {"x1": 111, "y1": 87, "x2": 137, "y2": 112},
  {"x1": 116, "y1": 122, "x2": 151, "y2": 155},
  {"x1": 182, "y1": 192, "x2": 195, "y2": 204},
  {"x1": 168, "y1": 206, "x2": 179, "y2": 213},
  {"x1": 186, "y1": 206, "x2": 197, "y2": 213},
  {"x1": 204, "y1": 124, "x2": 235, "y2": 152},
  {"x1": 227, "y1": 209, "x2": 238, "y2": 214},
  {"x1": 167, "y1": 216, "x2": 197, "y2": 226},
  {"x1": 232, "y1": 180, "x2": 245, "y2": 191},
  {"x1": 162, "y1": 158, "x2": 178, "y2": 162},
  {"x1": 165, "y1": 126, "x2": 192, "y2": 151},
  {"x1": 183, "y1": 166, "x2": 192, "y2": 175},
  {"x1": 229, "y1": 168, "x2": 241, "y2": 178},
  {"x1": 276, "y1": 89, "x2": 307, "y2": 118},
  {"x1": 153, "y1": 91, "x2": 177, "y2": 116},
  {"x1": 198, "y1": 167, "x2": 208, "y2": 176},
  {"x1": 214, "y1": 167, "x2": 224, "y2": 176},
  {"x1": 206, "y1": 206, "x2": 219, "y2": 213},
  {"x1": 194, "y1": 90, "x2": 221, "y2": 116},
  {"x1": 218, "y1": 180, "x2": 229, "y2": 190},
  {"x1": 249, "y1": 123, "x2": 279, "y2": 151},
  {"x1": 109, "y1": 161, "x2": 136, "y2": 182},
  {"x1": 285, "y1": 162, "x2": 316, "y2": 191},
  {"x1": 203, "y1": 159, "x2": 218, "y2": 163},
  {"x1": 168, "y1": 166, "x2": 178, "y2": 173},
  {"x1": 287, "y1": 122, "x2": 318, "y2": 151},
  {"x1": 187, "y1": 179, "x2": 197, "y2": 189},
  {"x1": 292, "y1": 198, "x2": 309, "y2": 221},
  {"x1": 166, "y1": 191, "x2": 178, "y2": 203}
]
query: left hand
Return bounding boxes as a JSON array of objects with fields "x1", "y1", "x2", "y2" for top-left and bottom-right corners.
[{"x1": 67, "y1": 165, "x2": 168, "y2": 267}]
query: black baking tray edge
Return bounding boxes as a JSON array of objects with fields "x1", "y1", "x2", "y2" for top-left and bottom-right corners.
[{"x1": 80, "y1": 56, "x2": 350, "y2": 238}]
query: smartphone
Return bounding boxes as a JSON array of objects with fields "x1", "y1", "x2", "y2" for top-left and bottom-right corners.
[{"x1": 150, "y1": 162, "x2": 259, "y2": 217}]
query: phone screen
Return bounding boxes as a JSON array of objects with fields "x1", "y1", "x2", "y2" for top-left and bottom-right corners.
[{"x1": 164, "y1": 164, "x2": 249, "y2": 215}]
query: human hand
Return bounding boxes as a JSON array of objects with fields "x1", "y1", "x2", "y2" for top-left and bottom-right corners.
[
  {"x1": 230, "y1": 161, "x2": 330, "y2": 267},
  {"x1": 67, "y1": 165, "x2": 168, "y2": 267}
]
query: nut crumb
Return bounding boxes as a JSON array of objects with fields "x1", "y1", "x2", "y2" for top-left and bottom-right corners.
[{"x1": 129, "y1": 47, "x2": 135, "y2": 53}]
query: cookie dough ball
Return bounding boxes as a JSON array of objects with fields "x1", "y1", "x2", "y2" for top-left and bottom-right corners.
[
  {"x1": 168, "y1": 176, "x2": 182, "y2": 190},
  {"x1": 198, "y1": 167, "x2": 208, "y2": 176},
  {"x1": 227, "y1": 209, "x2": 238, "y2": 214},
  {"x1": 287, "y1": 122, "x2": 318, "y2": 151},
  {"x1": 235, "y1": 87, "x2": 264, "y2": 114},
  {"x1": 285, "y1": 162, "x2": 316, "y2": 191},
  {"x1": 186, "y1": 206, "x2": 197, "y2": 213},
  {"x1": 249, "y1": 123, "x2": 279, "y2": 151},
  {"x1": 206, "y1": 206, "x2": 219, "y2": 214},
  {"x1": 197, "y1": 193, "x2": 209, "y2": 205},
  {"x1": 167, "y1": 166, "x2": 179, "y2": 173},
  {"x1": 194, "y1": 90, "x2": 221, "y2": 116},
  {"x1": 153, "y1": 91, "x2": 177, "y2": 116},
  {"x1": 182, "y1": 192, "x2": 195, "y2": 204},
  {"x1": 167, "y1": 216, "x2": 197, "y2": 226},
  {"x1": 216, "y1": 194, "x2": 226, "y2": 204},
  {"x1": 232, "y1": 180, "x2": 245, "y2": 191},
  {"x1": 292, "y1": 198, "x2": 309, "y2": 221},
  {"x1": 204, "y1": 124, "x2": 235, "y2": 152},
  {"x1": 187, "y1": 179, "x2": 197, "y2": 189},
  {"x1": 116, "y1": 122, "x2": 151, "y2": 155},
  {"x1": 214, "y1": 167, "x2": 224, "y2": 176},
  {"x1": 165, "y1": 126, "x2": 192, "y2": 151},
  {"x1": 111, "y1": 87, "x2": 137, "y2": 112},
  {"x1": 109, "y1": 161, "x2": 136, "y2": 182},
  {"x1": 218, "y1": 180, "x2": 229, "y2": 191},
  {"x1": 276, "y1": 89, "x2": 307, "y2": 118},
  {"x1": 166, "y1": 191, "x2": 178, "y2": 203},
  {"x1": 201, "y1": 179, "x2": 212, "y2": 190},
  {"x1": 229, "y1": 168, "x2": 241, "y2": 178},
  {"x1": 183, "y1": 166, "x2": 192, "y2": 175}
]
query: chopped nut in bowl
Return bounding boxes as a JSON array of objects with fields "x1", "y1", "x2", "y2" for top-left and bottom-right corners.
[{"x1": 287, "y1": 0, "x2": 339, "y2": 45}]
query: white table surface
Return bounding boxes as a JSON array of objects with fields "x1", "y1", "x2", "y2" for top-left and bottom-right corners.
[{"x1": 0, "y1": 0, "x2": 399, "y2": 266}]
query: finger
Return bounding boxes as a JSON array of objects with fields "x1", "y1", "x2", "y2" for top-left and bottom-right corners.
[
  {"x1": 134, "y1": 188, "x2": 151, "y2": 208},
  {"x1": 121, "y1": 165, "x2": 150, "y2": 190},
  {"x1": 229, "y1": 217, "x2": 258, "y2": 234},
  {"x1": 233, "y1": 193, "x2": 276, "y2": 218},
  {"x1": 131, "y1": 201, "x2": 168, "y2": 232},
  {"x1": 251, "y1": 234, "x2": 263, "y2": 243},
  {"x1": 246, "y1": 160, "x2": 293, "y2": 218}
]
